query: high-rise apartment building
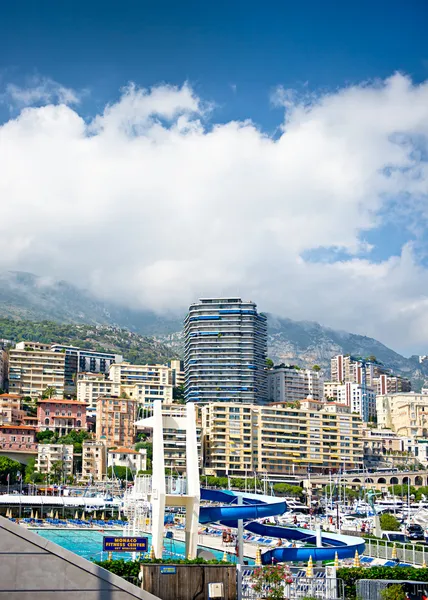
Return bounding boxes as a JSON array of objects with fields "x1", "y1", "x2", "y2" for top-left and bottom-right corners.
[
  {"x1": 51, "y1": 345, "x2": 123, "y2": 395},
  {"x1": 336, "y1": 382, "x2": 377, "y2": 420},
  {"x1": 268, "y1": 365, "x2": 323, "y2": 402},
  {"x1": 184, "y1": 298, "x2": 268, "y2": 404},
  {"x1": 201, "y1": 399, "x2": 363, "y2": 478},
  {"x1": 9, "y1": 342, "x2": 66, "y2": 399},
  {"x1": 330, "y1": 354, "x2": 410, "y2": 393},
  {"x1": 95, "y1": 396, "x2": 137, "y2": 448}
]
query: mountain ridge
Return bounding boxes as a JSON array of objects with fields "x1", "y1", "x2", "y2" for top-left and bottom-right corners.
[{"x1": 0, "y1": 270, "x2": 426, "y2": 388}]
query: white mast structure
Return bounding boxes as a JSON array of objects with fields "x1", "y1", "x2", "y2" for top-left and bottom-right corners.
[{"x1": 134, "y1": 401, "x2": 200, "y2": 559}]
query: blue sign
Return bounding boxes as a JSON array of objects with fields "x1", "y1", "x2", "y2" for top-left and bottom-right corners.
[
  {"x1": 160, "y1": 566, "x2": 177, "y2": 574},
  {"x1": 103, "y1": 536, "x2": 148, "y2": 552}
]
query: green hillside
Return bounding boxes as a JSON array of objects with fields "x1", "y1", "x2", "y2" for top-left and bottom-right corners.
[{"x1": 0, "y1": 317, "x2": 177, "y2": 365}]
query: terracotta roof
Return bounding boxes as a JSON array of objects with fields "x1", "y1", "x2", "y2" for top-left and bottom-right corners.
[
  {"x1": 108, "y1": 447, "x2": 139, "y2": 454},
  {"x1": 0, "y1": 394, "x2": 22, "y2": 399},
  {"x1": 38, "y1": 399, "x2": 88, "y2": 405}
]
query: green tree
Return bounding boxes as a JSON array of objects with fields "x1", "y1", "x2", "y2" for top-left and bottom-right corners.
[
  {"x1": 41, "y1": 386, "x2": 56, "y2": 399},
  {"x1": 57, "y1": 429, "x2": 90, "y2": 454},
  {"x1": 266, "y1": 358, "x2": 274, "y2": 369},
  {"x1": 36, "y1": 430, "x2": 57, "y2": 443},
  {"x1": 135, "y1": 441, "x2": 153, "y2": 461},
  {"x1": 0, "y1": 456, "x2": 22, "y2": 484},
  {"x1": 273, "y1": 483, "x2": 304, "y2": 498},
  {"x1": 312, "y1": 365, "x2": 321, "y2": 372},
  {"x1": 367, "y1": 355, "x2": 377, "y2": 363},
  {"x1": 380, "y1": 513, "x2": 400, "y2": 532},
  {"x1": 107, "y1": 466, "x2": 132, "y2": 481},
  {"x1": 24, "y1": 458, "x2": 44, "y2": 484},
  {"x1": 380, "y1": 584, "x2": 406, "y2": 600},
  {"x1": 173, "y1": 384, "x2": 185, "y2": 403},
  {"x1": 388, "y1": 484, "x2": 417, "y2": 498}
]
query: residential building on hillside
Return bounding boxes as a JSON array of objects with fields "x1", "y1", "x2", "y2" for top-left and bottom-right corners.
[
  {"x1": 0, "y1": 348, "x2": 8, "y2": 391},
  {"x1": 9, "y1": 342, "x2": 66, "y2": 399},
  {"x1": 324, "y1": 381, "x2": 340, "y2": 400},
  {"x1": 0, "y1": 394, "x2": 26, "y2": 426},
  {"x1": 107, "y1": 447, "x2": 147, "y2": 474},
  {"x1": 268, "y1": 365, "x2": 323, "y2": 402},
  {"x1": 109, "y1": 363, "x2": 173, "y2": 404},
  {"x1": 377, "y1": 393, "x2": 428, "y2": 437},
  {"x1": 0, "y1": 424, "x2": 37, "y2": 452},
  {"x1": 95, "y1": 396, "x2": 137, "y2": 448},
  {"x1": 81, "y1": 440, "x2": 106, "y2": 482},
  {"x1": 200, "y1": 399, "x2": 363, "y2": 478},
  {"x1": 362, "y1": 427, "x2": 403, "y2": 468},
  {"x1": 37, "y1": 399, "x2": 87, "y2": 436},
  {"x1": 51, "y1": 345, "x2": 123, "y2": 395},
  {"x1": 336, "y1": 382, "x2": 376, "y2": 420},
  {"x1": 374, "y1": 374, "x2": 412, "y2": 395},
  {"x1": 184, "y1": 297, "x2": 268, "y2": 404},
  {"x1": 77, "y1": 373, "x2": 121, "y2": 412},
  {"x1": 36, "y1": 444, "x2": 74, "y2": 478},
  {"x1": 331, "y1": 354, "x2": 410, "y2": 393},
  {"x1": 170, "y1": 359, "x2": 184, "y2": 387}
]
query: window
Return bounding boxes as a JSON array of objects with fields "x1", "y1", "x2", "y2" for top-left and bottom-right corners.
[{"x1": 45, "y1": 418, "x2": 50, "y2": 425}]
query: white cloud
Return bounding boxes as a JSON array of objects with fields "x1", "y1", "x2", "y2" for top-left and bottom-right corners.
[
  {"x1": 4, "y1": 76, "x2": 81, "y2": 108},
  {"x1": 0, "y1": 75, "x2": 428, "y2": 352}
]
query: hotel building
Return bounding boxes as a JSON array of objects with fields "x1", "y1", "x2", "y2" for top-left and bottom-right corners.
[{"x1": 184, "y1": 298, "x2": 268, "y2": 404}]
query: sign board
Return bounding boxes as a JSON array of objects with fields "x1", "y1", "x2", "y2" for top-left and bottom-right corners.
[
  {"x1": 103, "y1": 536, "x2": 148, "y2": 552},
  {"x1": 160, "y1": 566, "x2": 177, "y2": 574}
]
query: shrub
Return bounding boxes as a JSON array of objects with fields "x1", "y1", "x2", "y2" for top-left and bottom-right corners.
[
  {"x1": 380, "y1": 513, "x2": 400, "y2": 532},
  {"x1": 381, "y1": 584, "x2": 406, "y2": 600},
  {"x1": 337, "y1": 567, "x2": 428, "y2": 600}
]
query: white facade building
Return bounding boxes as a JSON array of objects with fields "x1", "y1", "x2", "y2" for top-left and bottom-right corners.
[
  {"x1": 336, "y1": 382, "x2": 376, "y2": 421},
  {"x1": 36, "y1": 444, "x2": 74, "y2": 477},
  {"x1": 268, "y1": 365, "x2": 323, "y2": 402},
  {"x1": 109, "y1": 363, "x2": 173, "y2": 405},
  {"x1": 107, "y1": 448, "x2": 147, "y2": 473}
]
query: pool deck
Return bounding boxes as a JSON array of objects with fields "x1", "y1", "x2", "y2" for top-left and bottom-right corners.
[{"x1": 163, "y1": 527, "x2": 258, "y2": 560}]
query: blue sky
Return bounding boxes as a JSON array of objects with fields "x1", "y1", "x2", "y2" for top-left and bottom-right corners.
[
  {"x1": 1, "y1": 0, "x2": 427, "y2": 129},
  {"x1": 1, "y1": 1, "x2": 428, "y2": 354}
]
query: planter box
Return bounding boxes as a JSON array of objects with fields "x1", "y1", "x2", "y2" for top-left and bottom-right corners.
[{"x1": 140, "y1": 564, "x2": 237, "y2": 600}]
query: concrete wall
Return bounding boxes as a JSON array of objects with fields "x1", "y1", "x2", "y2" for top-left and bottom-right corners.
[
  {"x1": 0, "y1": 517, "x2": 159, "y2": 600},
  {"x1": 140, "y1": 564, "x2": 237, "y2": 600}
]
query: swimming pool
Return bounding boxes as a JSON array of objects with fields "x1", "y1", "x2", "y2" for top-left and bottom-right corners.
[{"x1": 32, "y1": 529, "x2": 248, "y2": 563}]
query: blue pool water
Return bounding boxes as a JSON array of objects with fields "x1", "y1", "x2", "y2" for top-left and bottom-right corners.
[{"x1": 32, "y1": 529, "x2": 249, "y2": 563}]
